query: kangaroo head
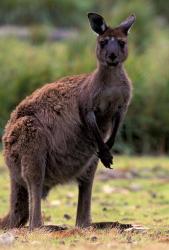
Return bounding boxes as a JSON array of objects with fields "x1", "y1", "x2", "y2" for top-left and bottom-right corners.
[{"x1": 88, "y1": 13, "x2": 136, "y2": 67}]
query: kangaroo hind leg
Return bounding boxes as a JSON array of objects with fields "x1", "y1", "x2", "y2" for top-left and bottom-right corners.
[
  {"x1": 0, "y1": 179, "x2": 29, "y2": 229},
  {"x1": 76, "y1": 157, "x2": 98, "y2": 228},
  {"x1": 21, "y1": 154, "x2": 45, "y2": 231}
]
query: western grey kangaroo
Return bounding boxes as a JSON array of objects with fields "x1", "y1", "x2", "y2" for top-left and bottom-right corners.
[{"x1": 0, "y1": 13, "x2": 135, "y2": 230}]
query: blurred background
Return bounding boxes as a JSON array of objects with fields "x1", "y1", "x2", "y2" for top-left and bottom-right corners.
[
  {"x1": 0, "y1": 0, "x2": 169, "y2": 155},
  {"x1": 0, "y1": 1, "x2": 169, "y2": 239}
]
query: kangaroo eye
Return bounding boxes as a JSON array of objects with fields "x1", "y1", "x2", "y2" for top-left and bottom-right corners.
[
  {"x1": 100, "y1": 39, "x2": 108, "y2": 48},
  {"x1": 118, "y1": 40, "x2": 125, "y2": 48}
]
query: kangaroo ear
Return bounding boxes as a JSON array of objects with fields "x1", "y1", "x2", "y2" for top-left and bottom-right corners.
[
  {"x1": 119, "y1": 14, "x2": 136, "y2": 35},
  {"x1": 88, "y1": 13, "x2": 108, "y2": 35}
]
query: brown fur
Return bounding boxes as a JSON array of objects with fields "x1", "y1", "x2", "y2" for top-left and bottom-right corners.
[{"x1": 0, "y1": 13, "x2": 135, "y2": 230}]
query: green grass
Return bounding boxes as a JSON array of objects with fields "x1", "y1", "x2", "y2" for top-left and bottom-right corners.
[{"x1": 1, "y1": 154, "x2": 169, "y2": 249}]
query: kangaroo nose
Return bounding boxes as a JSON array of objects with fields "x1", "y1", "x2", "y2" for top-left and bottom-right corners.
[{"x1": 109, "y1": 53, "x2": 117, "y2": 61}]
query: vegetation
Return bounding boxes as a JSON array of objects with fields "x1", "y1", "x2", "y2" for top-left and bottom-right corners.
[
  {"x1": 1, "y1": 154, "x2": 169, "y2": 249},
  {"x1": 0, "y1": 0, "x2": 169, "y2": 155},
  {"x1": 0, "y1": 0, "x2": 168, "y2": 27},
  {"x1": 0, "y1": 2, "x2": 169, "y2": 249}
]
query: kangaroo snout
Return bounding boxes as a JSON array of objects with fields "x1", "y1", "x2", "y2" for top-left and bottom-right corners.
[{"x1": 109, "y1": 52, "x2": 117, "y2": 61}]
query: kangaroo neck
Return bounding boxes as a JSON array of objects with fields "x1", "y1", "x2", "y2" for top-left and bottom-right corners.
[{"x1": 93, "y1": 62, "x2": 124, "y2": 86}]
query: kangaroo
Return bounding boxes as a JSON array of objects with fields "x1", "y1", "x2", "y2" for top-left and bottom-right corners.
[{"x1": 0, "y1": 13, "x2": 135, "y2": 230}]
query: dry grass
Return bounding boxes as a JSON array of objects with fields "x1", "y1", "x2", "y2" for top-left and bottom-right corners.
[{"x1": 0, "y1": 154, "x2": 169, "y2": 249}]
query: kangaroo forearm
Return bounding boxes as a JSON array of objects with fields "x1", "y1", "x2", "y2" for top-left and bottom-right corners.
[
  {"x1": 106, "y1": 110, "x2": 126, "y2": 149},
  {"x1": 84, "y1": 111, "x2": 113, "y2": 168},
  {"x1": 85, "y1": 111, "x2": 106, "y2": 150}
]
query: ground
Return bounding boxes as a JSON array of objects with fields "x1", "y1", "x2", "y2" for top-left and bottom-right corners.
[{"x1": 0, "y1": 153, "x2": 169, "y2": 249}]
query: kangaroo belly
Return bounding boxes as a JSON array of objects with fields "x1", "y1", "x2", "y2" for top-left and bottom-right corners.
[{"x1": 44, "y1": 129, "x2": 97, "y2": 185}]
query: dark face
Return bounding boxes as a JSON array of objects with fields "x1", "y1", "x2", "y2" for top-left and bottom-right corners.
[
  {"x1": 96, "y1": 28, "x2": 128, "y2": 67},
  {"x1": 88, "y1": 13, "x2": 136, "y2": 67}
]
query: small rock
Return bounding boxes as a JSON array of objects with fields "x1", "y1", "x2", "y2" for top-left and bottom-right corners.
[
  {"x1": 91, "y1": 236, "x2": 98, "y2": 242},
  {"x1": 0, "y1": 232, "x2": 15, "y2": 246},
  {"x1": 64, "y1": 214, "x2": 71, "y2": 220},
  {"x1": 150, "y1": 191, "x2": 157, "y2": 199},
  {"x1": 135, "y1": 205, "x2": 141, "y2": 209},
  {"x1": 123, "y1": 202, "x2": 129, "y2": 206},
  {"x1": 66, "y1": 192, "x2": 74, "y2": 199},
  {"x1": 129, "y1": 183, "x2": 142, "y2": 192},
  {"x1": 103, "y1": 185, "x2": 114, "y2": 194},
  {"x1": 50, "y1": 200, "x2": 61, "y2": 207}
]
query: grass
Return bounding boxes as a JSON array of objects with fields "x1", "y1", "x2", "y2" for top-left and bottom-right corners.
[{"x1": 1, "y1": 153, "x2": 169, "y2": 249}]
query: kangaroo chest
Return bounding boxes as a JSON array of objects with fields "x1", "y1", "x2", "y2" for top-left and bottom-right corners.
[{"x1": 95, "y1": 84, "x2": 129, "y2": 118}]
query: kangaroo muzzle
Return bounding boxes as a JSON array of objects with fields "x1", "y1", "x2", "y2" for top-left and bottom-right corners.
[{"x1": 107, "y1": 39, "x2": 119, "y2": 66}]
